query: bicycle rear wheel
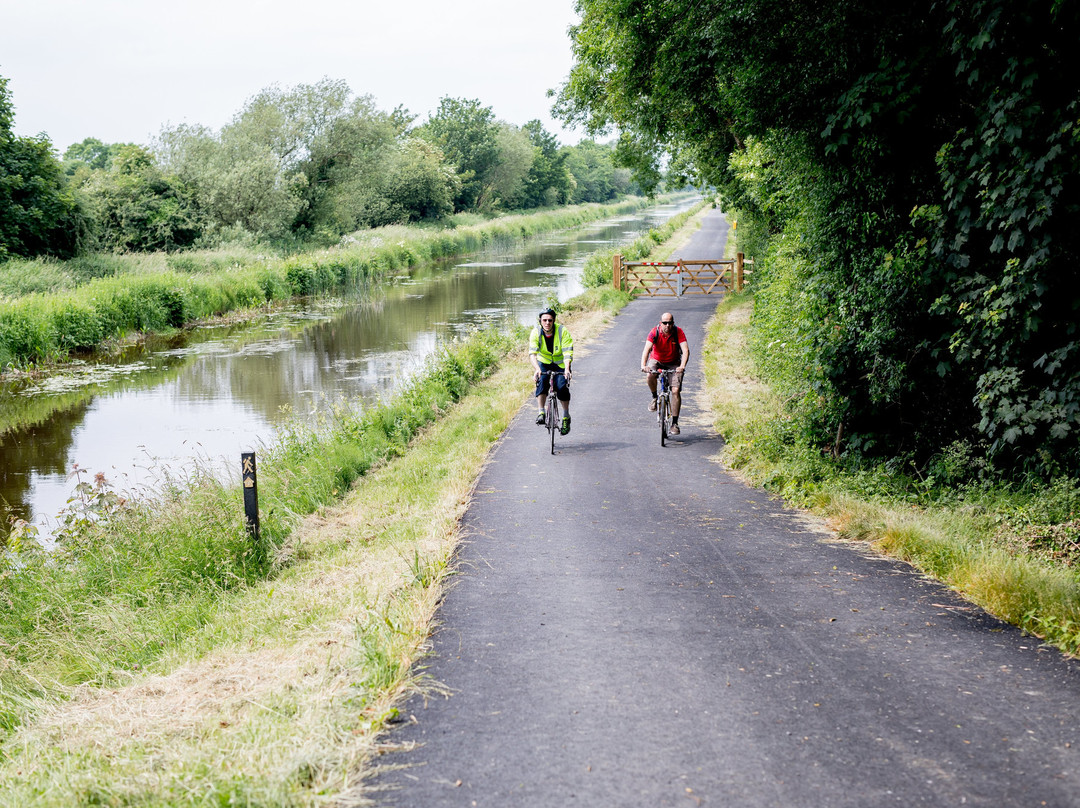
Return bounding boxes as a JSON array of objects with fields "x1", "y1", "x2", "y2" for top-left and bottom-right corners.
[{"x1": 659, "y1": 395, "x2": 668, "y2": 446}]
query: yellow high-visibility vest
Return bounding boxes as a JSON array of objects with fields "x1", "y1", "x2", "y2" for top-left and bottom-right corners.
[{"x1": 529, "y1": 324, "x2": 573, "y2": 367}]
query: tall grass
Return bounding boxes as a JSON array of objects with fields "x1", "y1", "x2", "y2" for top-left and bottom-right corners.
[{"x1": 0, "y1": 198, "x2": 660, "y2": 369}]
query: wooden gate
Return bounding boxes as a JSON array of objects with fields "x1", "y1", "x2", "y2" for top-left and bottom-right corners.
[{"x1": 614, "y1": 253, "x2": 748, "y2": 296}]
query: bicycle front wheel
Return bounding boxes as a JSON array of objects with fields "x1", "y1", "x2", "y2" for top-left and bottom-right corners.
[
  {"x1": 658, "y1": 396, "x2": 668, "y2": 446},
  {"x1": 547, "y1": 398, "x2": 558, "y2": 454}
]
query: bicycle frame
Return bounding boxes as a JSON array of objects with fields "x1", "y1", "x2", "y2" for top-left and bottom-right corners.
[{"x1": 542, "y1": 370, "x2": 566, "y2": 455}]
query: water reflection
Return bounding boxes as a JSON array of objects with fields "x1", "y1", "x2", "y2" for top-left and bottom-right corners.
[{"x1": 0, "y1": 199, "x2": 698, "y2": 537}]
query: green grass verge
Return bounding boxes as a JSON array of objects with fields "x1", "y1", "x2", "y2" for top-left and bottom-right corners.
[{"x1": 0, "y1": 328, "x2": 516, "y2": 727}]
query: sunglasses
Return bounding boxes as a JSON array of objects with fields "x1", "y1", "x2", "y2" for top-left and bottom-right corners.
[{"x1": 660, "y1": 320, "x2": 673, "y2": 325}]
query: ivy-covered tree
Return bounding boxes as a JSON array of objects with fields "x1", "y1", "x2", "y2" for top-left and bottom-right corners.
[{"x1": 556, "y1": 0, "x2": 1080, "y2": 474}]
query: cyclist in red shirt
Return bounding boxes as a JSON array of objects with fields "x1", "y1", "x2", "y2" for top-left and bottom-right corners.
[{"x1": 640, "y1": 311, "x2": 689, "y2": 435}]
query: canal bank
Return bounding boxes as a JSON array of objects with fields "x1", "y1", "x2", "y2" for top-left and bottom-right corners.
[
  {"x1": 1, "y1": 196, "x2": 702, "y2": 540},
  {"x1": 0, "y1": 201, "x2": 716, "y2": 806}
]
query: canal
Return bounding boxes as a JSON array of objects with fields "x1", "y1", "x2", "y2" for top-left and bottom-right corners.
[{"x1": 0, "y1": 198, "x2": 699, "y2": 539}]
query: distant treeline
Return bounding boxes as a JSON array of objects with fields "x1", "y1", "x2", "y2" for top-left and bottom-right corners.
[{"x1": 0, "y1": 77, "x2": 682, "y2": 260}]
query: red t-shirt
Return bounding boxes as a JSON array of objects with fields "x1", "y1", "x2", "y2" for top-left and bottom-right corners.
[{"x1": 648, "y1": 325, "x2": 685, "y2": 364}]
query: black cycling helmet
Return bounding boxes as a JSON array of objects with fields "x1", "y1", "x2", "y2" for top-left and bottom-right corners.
[{"x1": 538, "y1": 307, "x2": 557, "y2": 321}]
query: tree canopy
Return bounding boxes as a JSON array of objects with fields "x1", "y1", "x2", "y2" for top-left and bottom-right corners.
[
  {"x1": 0, "y1": 77, "x2": 82, "y2": 259},
  {"x1": 1, "y1": 74, "x2": 646, "y2": 260},
  {"x1": 557, "y1": 0, "x2": 1080, "y2": 475}
]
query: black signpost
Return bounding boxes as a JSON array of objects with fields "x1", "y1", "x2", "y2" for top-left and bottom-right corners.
[{"x1": 241, "y1": 451, "x2": 259, "y2": 542}]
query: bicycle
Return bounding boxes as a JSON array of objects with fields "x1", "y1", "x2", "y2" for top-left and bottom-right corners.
[
  {"x1": 645, "y1": 368, "x2": 674, "y2": 446},
  {"x1": 539, "y1": 370, "x2": 568, "y2": 454}
]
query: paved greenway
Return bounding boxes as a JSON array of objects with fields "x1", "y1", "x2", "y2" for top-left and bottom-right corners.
[{"x1": 374, "y1": 211, "x2": 1080, "y2": 807}]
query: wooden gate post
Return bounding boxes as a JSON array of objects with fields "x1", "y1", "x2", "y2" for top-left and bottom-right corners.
[
  {"x1": 613, "y1": 254, "x2": 623, "y2": 291},
  {"x1": 736, "y1": 253, "x2": 745, "y2": 292}
]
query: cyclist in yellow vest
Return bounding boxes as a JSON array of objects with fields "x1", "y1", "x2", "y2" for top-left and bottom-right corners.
[{"x1": 529, "y1": 307, "x2": 573, "y2": 435}]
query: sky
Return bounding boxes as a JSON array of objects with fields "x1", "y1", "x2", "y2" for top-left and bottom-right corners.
[{"x1": 1, "y1": 0, "x2": 585, "y2": 154}]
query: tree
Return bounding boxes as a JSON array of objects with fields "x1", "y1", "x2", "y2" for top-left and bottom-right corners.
[
  {"x1": 520, "y1": 120, "x2": 572, "y2": 207},
  {"x1": 229, "y1": 80, "x2": 408, "y2": 237},
  {"x1": 83, "y1": 144, "x2": 201, "y2": 252},
  {"x1": 0, "y1": 75, "x2": 83, "y2": 259},
  {"x1": 156, "y1": 122, "x2": 307, "y2": 242},
  {"x1": 562, "y1": 139, "x2": 623, "y2": 203},
  {"x1": 63, "y1": 138, "x2": 131, "y2": 173},
  {"x1": 417, "y1": 97, "x2": 500, "y2": 212},
  {"x1": 556, "y1": 0, "x2": 1080, "y2": 473},
  {"x1": 378, "y1": 137, "x2": 459, "y2": 223},
  {"x1": 478, "y1": 123, "x2": 536, "y2": 211},
  {"x1": 156, "y1": 79, "x2": 413, "y2": 242}
]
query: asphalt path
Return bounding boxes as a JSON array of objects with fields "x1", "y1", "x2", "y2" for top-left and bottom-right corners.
[{"x1": 373, "y1": 210, "x2": 1080, "y2": 807}]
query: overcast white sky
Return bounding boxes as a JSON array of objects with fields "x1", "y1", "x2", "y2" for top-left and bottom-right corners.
[{"x1": 1, "y1": 0, "x2": 585, "y2": 154}]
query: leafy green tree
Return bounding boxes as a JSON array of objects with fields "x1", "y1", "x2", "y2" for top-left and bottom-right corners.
[
  {"x1": 156, "y1": 121, "x2": 307, "y2": 242},
  {"x1": 662, "y1": 148, "x2": 703, "y2": 192},
  {"x1": 478, "y1": 123, "x2": 535, "y2": 211},
  {"x1": 63, "y1": 138, "x2": 132, "y2": 173},
  {"x1": 83, "y1": 144, "x2": 201, "y2": 252},
  {"x1": 562, "y1": 139, "x2": 624, "y2": 203},
  {"x1": 417, "y1": 97, "x2": 500, "y2": 211},
  {"x1": 157, "y1": 80, "x2": 418, "y2": 242},
  {"x1": 232, "y1": 80, "x2": 408, "y2": 238},
  {"x1": 378, "y1": 137, "x2": 459, "y2": 223},
  {"x1": 0, "y1": 75, "x2": 83, "y2": 259},
  {"x1": 520, "y1": 120, "x2": 572, "y2": 207}
]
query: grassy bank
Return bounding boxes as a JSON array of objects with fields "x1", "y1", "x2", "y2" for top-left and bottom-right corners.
[
  {"x1": 0, "y1": 197, "x2": 667, "y2": 369},
  {"x1": 0, "y1": 179, "x2": 670, "y2": 805},
  {"x1": 701, "y1": 291, "x2": 1080, "y2": 656},
  {"x1": 0, "y1": 294, "x2": 630, "y2": 805}
]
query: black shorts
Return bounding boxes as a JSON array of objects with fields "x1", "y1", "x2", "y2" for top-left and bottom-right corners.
[{"x1": 535, "y1": 363, "x2": 570, "y2": 401}]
